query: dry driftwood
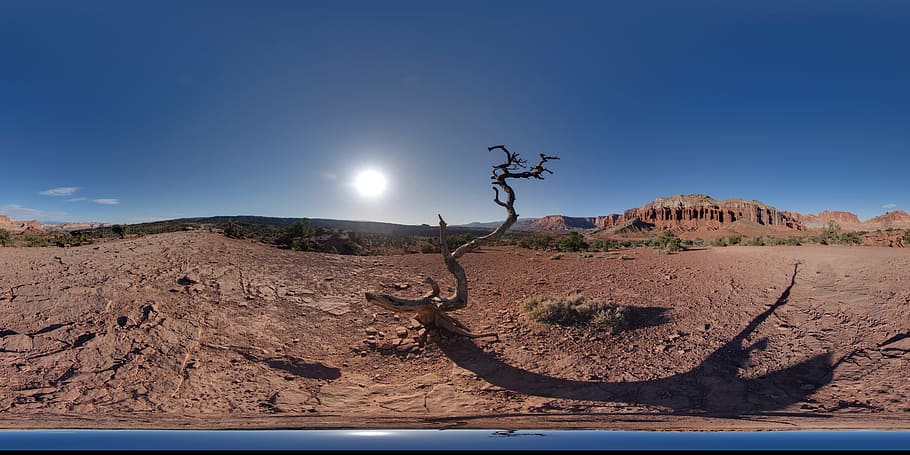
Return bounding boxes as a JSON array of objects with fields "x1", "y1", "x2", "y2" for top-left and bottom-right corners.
[{"x1": 365, "y1": 145, "x2": 558, "y2": 337}]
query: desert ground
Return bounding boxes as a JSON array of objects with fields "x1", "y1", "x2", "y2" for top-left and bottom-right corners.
[{"x1": 1, "y1": 231, "x2": 909, "y2": 430}]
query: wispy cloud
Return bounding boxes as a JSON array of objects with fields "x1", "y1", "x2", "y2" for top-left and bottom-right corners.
[
  {"x1": 92, "y1": 199, "x2": 120, "y2": 205},
  {"x1": 39, "y1": 187, "x2": 80, "y2": 197},
  {"x1": 0, "y1": 204, "x2": 67, "y2": 220},
  {"x1": 883, "y1": 203, "x2": 897, "y2": 209},
  {"x1": 66, "y1": 197, "x2": 88, "y2": 202}
]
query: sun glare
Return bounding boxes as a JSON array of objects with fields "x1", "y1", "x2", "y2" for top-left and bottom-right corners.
[{"x1": 353, "y1": 169, "x2": 387, "y2": 197}]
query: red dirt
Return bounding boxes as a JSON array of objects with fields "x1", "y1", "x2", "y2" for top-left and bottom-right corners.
[{"x1": 1, "y1": 231, "x2": 909, "y2": 429}]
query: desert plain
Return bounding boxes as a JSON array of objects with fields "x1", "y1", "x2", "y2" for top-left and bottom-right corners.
[{"x1": 0, "y1": 230, "x2": 909, "y2": 430}]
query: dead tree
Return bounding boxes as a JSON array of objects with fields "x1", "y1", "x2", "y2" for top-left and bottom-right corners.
[{"x1": 364, "y1": 145, "x2": 559, "y2": 338}]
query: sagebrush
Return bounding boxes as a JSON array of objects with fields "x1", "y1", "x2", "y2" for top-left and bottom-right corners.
[{"x1": 522, "y1": 294, "x2": 628, "y2": 333}]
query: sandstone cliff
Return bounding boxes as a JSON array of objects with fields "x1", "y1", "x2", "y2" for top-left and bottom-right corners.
[
  {"x1": 619, "y1": 194, "x2": 803, "y2": 231},
  {"x1": 0, "y1": 215, "x2": 43, "y2": 233}
]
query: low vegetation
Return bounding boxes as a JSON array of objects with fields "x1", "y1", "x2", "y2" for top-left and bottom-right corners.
[
  {"x1": 111, "y1": 224, "x2": 129, "y2": 239},
  {"x1": 558, "y1": 231, "x2": 589, "y2": 252},
  {"x1": 0, "y1": 228, "x2": 12, "y2": 247},
  {"x1": 522, "y1": 294, "x2": 628, "y2": 334},
  {"x1": 648, "y1": 230, "x2": 684, "y2": 252},
  {"x1": 808, "y1": 222, "x2": 863, "y2": 245},
  {"x1": 276, "y1": 219, "x2": 317, "y2": 251}
]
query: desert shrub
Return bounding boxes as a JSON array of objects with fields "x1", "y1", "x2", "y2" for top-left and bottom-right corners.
[
  {"x1": 517, "y1": 234, "x2": 554, "y2": 250},
  {"x1": 276, "y1": 219, "x2": 319, "y2": 251},
  {"x1": 558, "y1": 231, "x2": 589, "y2": 252},
  {"x1": 223, "y1": 220, "x2": 245, "y2": 239},
  {"x1": 419, "y1": 243, "x2": 436, "y2": 254},
  {"x1": 112, "y1": 224, "x2": 129, "y2": 239},
  {"x1": 746, "y1": 236, "x2": 765, "y2": 246},
  {"x1": 0, "y1": 229, "x2": 11, "y2": 247},
  {"x1": 810, "y1": 222, "x2": 862, "y2": 245},
  {"x1": 728, "y1": 235, "x2": 742, "y2": 245},
  {"x1": 522, "y1": 294, "x2": 628, "y2": 333},
  {"x1": 446, "y1": 233, "x2": 475, "y2": 251},
  {"x1": 681, "y1": 238, "x2": 704, "y2": 247},
  {"x1": 710, "y1": 237, "x2": 728, "y2": 247},
  {"x1": 25, "y1": 236, "x2": 49, "y2": 247},
  {"x1": 649, "y1": 230, "x2": 683, "y2": 252},
  {"x1": 592, "y1": 239, "x2": 618, "y2": 251},
  {"x1": 786, "y1": 236, "x2": 802, "y2": 246},
  {"x1": 52, "y1": 233, "x2": 74, "y2": 247},
  {"x1": 904, "y1": 230, "x2": 910, "y2": 244}
]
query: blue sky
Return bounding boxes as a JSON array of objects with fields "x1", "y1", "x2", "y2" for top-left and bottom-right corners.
[{"x1": 1, "y1": 0, "x2": 908, "y2": 224}]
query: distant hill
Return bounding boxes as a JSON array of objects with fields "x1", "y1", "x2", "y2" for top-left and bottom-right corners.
[
  {"x1": 69, "y1": 215, "x2": 491, "y2": 238},
  {"x1": 455, "y1": 218, "x2": 538, "y2": 231}
]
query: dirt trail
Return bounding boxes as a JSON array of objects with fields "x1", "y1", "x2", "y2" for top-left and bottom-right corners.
[{"x1": 0, "y1": 232, "x2": 908, "y2": 429}]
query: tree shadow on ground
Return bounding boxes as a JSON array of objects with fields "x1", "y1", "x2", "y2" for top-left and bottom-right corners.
[
  {"x1": 440, "y1": 263, "x2": 833, "y2": 414},
  {"x1": 240, "y1": 352, "x2": 341, "y2": 380}
]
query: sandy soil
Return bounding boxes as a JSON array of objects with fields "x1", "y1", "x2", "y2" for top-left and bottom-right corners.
[{"x1": 1, "y1": 231, "x2": 909, "y2": 430}]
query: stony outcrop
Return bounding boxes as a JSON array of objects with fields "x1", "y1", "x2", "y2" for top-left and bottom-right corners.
[
  {"x1": 527, "y1": 215, "x2": 597, "y2": 231},
  {"x1": 510, "y1": 195, "x2": 909, "y2": 234},
  {"x1": 800, "y1": 211, "x2": 864, "y2": 230},
  {"x1": 0, "y1": 215, "x2": 44, "y2": 233},
  {"x1": 620, "y1": 194, "x2": 803, "y2": 231},
  {"x1": 865, "y1": 210, "x2": 910, "y2": 230}
]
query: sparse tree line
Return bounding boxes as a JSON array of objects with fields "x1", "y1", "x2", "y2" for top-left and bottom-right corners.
[
  {"x1": 3, "y1": 219, "x2": 907, "y2": 253},
  {"x1": 507, "y1": 221, "x2": 910, "y2": 254}
]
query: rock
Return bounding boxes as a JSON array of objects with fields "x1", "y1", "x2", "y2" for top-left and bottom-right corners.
[
  {"x1": 407, "y1": 319, "x2": 423, "y2": 329},
  {"x1": 395, "y1": 327, "x2": 408, "y2": 338},
  {"x1": 178, "y1": 274, "x2": 200, "y2": 285},
  {"x1": 365, "y1": 326, "x2": 378, "y2": 335},
  {"x1": 396, "y1": 342, "x2": 415, "y2": 353}
]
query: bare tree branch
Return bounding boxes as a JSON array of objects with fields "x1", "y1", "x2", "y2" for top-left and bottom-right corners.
[{"x1": 364, "y1": 145, "x2": 558, "y2": 338}]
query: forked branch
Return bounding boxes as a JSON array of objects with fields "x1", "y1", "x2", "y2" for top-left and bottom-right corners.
[{"x1": 364, "y1": 145, "x2": 558, "y2": 338}]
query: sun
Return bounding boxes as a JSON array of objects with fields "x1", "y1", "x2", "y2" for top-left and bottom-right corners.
[{"x1": 353, "y1": 169, "x2": 387, "y2": 197}]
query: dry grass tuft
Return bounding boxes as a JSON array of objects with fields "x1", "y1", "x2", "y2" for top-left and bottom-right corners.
[{"x1": 522, "y1": 295, "x2": 628, "y2": 333}]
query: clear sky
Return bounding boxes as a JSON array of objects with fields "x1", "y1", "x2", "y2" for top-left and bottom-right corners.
[{"x1": 2, "y1": 0, "x2": 908, "y2": 224}]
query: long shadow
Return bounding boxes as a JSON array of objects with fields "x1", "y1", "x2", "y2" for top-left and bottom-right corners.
[
  {"x1": 440, "y1": 263, "x2": 833, "y2": 414},
  {"x1": 240, "y1": 352, "x2": 341, "y2": 380}
]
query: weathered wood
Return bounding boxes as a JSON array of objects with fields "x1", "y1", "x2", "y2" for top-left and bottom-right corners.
[{"x1": 364, "y1": 145, "x2": 558, "y2": 337}]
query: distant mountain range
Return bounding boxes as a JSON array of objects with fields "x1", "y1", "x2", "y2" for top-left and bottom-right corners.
[{"x1": 5, "y1": 194, "x2": 908, "y2": 237}]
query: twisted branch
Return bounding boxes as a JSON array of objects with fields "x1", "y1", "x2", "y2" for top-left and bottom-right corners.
[{"x1": 364, "y1": 145, "x2": 558, "y2": 337}]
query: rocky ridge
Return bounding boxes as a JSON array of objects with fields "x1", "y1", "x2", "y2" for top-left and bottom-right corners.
[
  {"x1": 525, "y1": 195, "x2": 910, "y2": 233},
  {"x1": 0, "y1": 215, "x2": 43, "y2": 233}
]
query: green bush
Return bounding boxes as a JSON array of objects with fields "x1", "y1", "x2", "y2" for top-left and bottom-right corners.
[
  {"x1": 517, "y1": 234, "x2": 554, "y2": 250},
  {"x1": 592, "y1": 239, "x2": 618, "y2": 251},
  {"x1": 223, "y1": 220, "x2": 245, "y2": 239},
  {"x1": 522, "y1": 295, "x2": 628, "y2": 333},
  {"x1": 112, "y1": 224, "x2": 129, "y2": 239},
  {"x1": 810, "y1": 221, "x2": 862, "y2": 245},
  {"x1": 746, "y1": 236, "x2": 765, "y2": 246},
  {"x1": 419, "y1": 243, "x2": 436, "y2": 254},
  {"x1": 446, "y1": 233, "x2": 475, "y2": 252},
  {"x1": 649, "y1": 230, "x2": 683, "y2": 252},
  {"x1": 904, "y1": 230, "x2": 910, "y2": 244},
  {"x1": 558, "y1": 231, "x2": 589, "y2": 252},
  {"x1": 25, "y1": 236, "x2": 49, "y2": 247},
  {"x1": 0, "y1": 229, "x2": 11, "y2": 246},
  {"x1": 728, "y1": 235, "x2": 742, "y2": 245},
  {"x1": 710, "y1": 237, "x2": 728, "y2": 247}
]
